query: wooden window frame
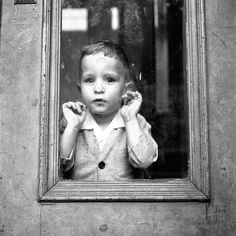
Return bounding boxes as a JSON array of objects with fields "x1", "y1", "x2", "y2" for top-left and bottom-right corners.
[{"x1": 38, "y1": 0, "x2": 209, "y2": 202}]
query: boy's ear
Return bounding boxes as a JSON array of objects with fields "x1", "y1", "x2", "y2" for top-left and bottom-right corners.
[
  {"x1": 122, "y1": 83, "x2": 127, "y2": 95},
  {"x1": 77, "y1": 83, "x2": 81, "y2": 92},
  {"x1": 124, "y1": 81, "x2": 135, "y2": 94}
]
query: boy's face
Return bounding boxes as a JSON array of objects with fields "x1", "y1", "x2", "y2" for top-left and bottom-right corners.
[{"x1": 79, "y1": 53, "x2": 127, "y2": 116}]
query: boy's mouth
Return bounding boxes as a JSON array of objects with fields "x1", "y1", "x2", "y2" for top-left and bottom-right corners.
[{"x1": 93, "y1": 99, "x2": 106, "y2": 103}]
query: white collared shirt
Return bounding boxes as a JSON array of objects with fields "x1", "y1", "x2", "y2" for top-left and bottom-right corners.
[
  {"x1": 80, "y1": 110, "x2": 125, "y2": 150},
  {"x1": 61, "y1": 110, "x2": 158, "y2": 181}
]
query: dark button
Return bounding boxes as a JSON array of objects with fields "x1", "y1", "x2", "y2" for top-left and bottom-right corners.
[{"x1": 98, "y1": 161, "x2": 105, "y2": 169}]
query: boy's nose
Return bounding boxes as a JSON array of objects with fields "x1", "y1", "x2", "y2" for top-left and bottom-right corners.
[{"x1": 94, "y1": 82, "x2": 105, "y2": 93}]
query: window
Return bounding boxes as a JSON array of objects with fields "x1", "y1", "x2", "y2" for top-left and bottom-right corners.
[
  {"x1": 60, "y1": 0, "x2": 187, "y2": 179},
  {"x1": 39, "y1": 0, "x2": 209, "y2": 201}
]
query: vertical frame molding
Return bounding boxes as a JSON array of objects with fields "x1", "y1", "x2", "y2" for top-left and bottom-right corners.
[
  {"x1": 39, "y1": 0, "x2": 51, "y2": 197},
  {"x1": 186, "y1": 0, "x2": 209, "y2": 196},
  {"x1": 39, "y1": 0, "x2": 209, "y2": 201},
  {"x1": 39, "y1": 0, "x2": 62, "y2": 197}
]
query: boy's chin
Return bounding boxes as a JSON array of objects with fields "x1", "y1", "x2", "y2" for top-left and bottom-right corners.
[{"x1": 88, "y1": 108, "x2": 119, "y2": 116}]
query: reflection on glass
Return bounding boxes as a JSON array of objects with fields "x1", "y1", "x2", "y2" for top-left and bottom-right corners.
[
  {"x1": 60, "y1": 0, "x2": 188, "y2": 179},
  {"x1": 111, "y1": 7, "x2": 119, "y2": 30},
  {"x1": 62, "y1": 8, "x2": 88, "y2": 31}
]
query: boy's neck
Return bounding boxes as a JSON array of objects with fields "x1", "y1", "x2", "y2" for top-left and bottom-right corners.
[{"x1": 91, "y1": 110, "x2": 118, "y2": 131}]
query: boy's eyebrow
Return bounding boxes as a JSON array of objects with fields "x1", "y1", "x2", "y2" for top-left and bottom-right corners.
[
  {"x1": 103, "y1": 71, "x2": 119, "y2": 76},
  {"x1": 81, "y1": 72, "x2": 94, "y2": 77},
  {"x1": 82, "y1": 71, "x2": 120, "y2": 77}
]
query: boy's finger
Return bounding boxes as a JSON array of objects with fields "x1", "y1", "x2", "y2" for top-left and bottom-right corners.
[
  {"x1": 122, "y1": 93, "x2": 128, "y2": 100},
  {"x1": 124, "y1": 91, "x2": 134, "y2": 99},
  {"x1": 122, "y1": 93, "x2": 129, "y2": 103},
  {"x1": 134, "y1": 91, "x2": 142, "y2": 101},
  {"x1": 75, "y1": 101, "x2": 84, "y2": 107},
  {"x1": 62, "y1": 104, "x2": 74, "y2": 113},
  {"x1": 62, "y1": 102, "x2": 72, "y2": 109},
  {"x1": 62, "y1": 102, "x2": 79, "y2": 115},
  {"x1": 126, "y1": 91, "x2": 136, "y2": 96},
  {"x1": 75, "y1": 102, "x2": 86, "y2": 111},
  {"x1": 64, "y1": 102, "x2": 77, "y2": 110},
  {"x1": 74, "y1": 103, "x2": 82, "y2": 114},
  {"x1": 128, "y1": 91, "x2": 140, "y2": 100},
  {"x1": 81, "y1": 104, "x2": 86, "y2": 111}
]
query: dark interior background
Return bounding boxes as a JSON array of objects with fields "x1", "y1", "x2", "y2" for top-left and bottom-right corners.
[{"x1": 60, "y1": 0, "x2": 188, "y2": 178}]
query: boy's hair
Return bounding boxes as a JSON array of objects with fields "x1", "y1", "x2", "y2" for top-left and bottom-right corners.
[{"x1": 79, "y1": 40, "x2": 130, "y2": 71}]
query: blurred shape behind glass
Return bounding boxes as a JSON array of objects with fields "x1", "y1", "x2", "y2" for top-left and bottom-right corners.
[{"x1": 60, "y1": 0, "x2": 188, "y2": 179}]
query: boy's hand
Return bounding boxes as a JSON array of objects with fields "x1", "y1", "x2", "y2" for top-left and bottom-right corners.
[
  {"x1": 62, "y1": 101, "x2": 86, "y2": 129},
  {"x1": 121, "y1": 91, "x2": 142, "y2": 123}
]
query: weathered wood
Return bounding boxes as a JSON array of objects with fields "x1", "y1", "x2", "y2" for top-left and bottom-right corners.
[
  {"x1": 38, "y1": 0, "x2": 209, "y2": 202},
  {"x1": 186, "y1": 0, "x2": 209, "y2": 196},
  {"x1": 41, "y1": 202, "x2": 207, "y2": 236},
  {"x1": 0, "y1": 1, "x2": 42, "y2": 235},
  {"x1": 40, "y1": 179, "x2": 208, "y2": 201}
]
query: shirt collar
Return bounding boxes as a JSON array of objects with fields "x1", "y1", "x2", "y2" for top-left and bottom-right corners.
[{"x1": 80, "y1": 109, "x2": 125, "y2": 130}]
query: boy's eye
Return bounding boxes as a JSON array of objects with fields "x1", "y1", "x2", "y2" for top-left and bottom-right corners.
[
  {"x1": 83, "y1": 77, "x2": 94, "y2": 83},
  {"x1": 106, "y1": 77, "x2": 116, "y2": 83}
]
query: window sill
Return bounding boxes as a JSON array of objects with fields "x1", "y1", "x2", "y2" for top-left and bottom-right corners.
[{"x1": 39, "y1": 179, "x2": 208, "y2": 202}]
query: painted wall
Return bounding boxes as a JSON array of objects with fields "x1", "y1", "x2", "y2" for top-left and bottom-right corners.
[
  {"x1": 0, "y1": 1, "x2": 41, "y2": 235},
  {"x1": 0, "y1": 0, "x2": 235, "y2": 235}
]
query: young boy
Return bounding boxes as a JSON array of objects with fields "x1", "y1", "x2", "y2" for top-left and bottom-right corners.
[{"x1": 60, "y1": 40, "x2": 158, "y2": 181}]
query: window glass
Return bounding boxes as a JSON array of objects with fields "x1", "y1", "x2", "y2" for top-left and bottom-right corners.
[{"x1": 60, "y1": 0, "x2": 188, "y2": 179}]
